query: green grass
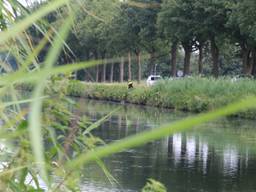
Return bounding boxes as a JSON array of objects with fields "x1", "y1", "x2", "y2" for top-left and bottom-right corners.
[{"x1": 67, "y1": 77, "x2": 256, "y2": 118}]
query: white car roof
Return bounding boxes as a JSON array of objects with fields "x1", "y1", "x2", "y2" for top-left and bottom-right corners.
[{"x1": 148, "y1": 75, "x2": 161, "y2": 77}]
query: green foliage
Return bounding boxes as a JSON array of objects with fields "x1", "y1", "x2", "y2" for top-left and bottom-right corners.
[
  {"x1": 20, "y1": 0, "x2": 256, "y2": 80},
  {"x1": 227, "y1": 0, "x2": 256, "y2": 42},
  {"x1": 142, "y1": 179, "x2": 167, "y2": 192},
  {"x1": 0, "y1": 0, "x2": 117, "y2": 190},
  {"x1": 74, "y1": 0, "x2": 119, "y2": 55}
]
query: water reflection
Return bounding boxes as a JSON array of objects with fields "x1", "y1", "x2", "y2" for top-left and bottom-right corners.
[
  {"x1": 76, "y1": 99, "x2": 256, "y2": 192},
  {"x1": 223, "y1": 146, "x2": 239, "y2": 176},
  {"x1": 198, "y1": 140, "x2": 208, "y2": 175},
  {"x1": 169, "y1": 134, "x2": 182, "y2": 165},
  {"x1": 186, "y1": 136, "x2": 196, "y2": 166}
]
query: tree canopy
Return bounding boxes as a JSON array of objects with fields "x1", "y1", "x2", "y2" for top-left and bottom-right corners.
[{"x1": 19, "y1": 0, "x2": 256, "y2": 81}]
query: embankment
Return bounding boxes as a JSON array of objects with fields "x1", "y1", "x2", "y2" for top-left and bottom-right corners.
[{"x1": 67, "y1": 77, "x2": 256, "y2": 119}]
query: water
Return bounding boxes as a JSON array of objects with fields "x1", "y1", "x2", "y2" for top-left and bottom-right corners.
[{"x1": 75, "y1": 99, "x2": 256, "y2": 192}]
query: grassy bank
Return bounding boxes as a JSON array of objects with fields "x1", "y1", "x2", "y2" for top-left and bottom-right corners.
[{"x1": 67, "y1": 77, "x2": 256, "y2": 119}]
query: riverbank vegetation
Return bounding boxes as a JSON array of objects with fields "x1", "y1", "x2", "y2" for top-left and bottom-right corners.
[{"x1": 68, "y1": 78, "x2": 256, "y2": 118}]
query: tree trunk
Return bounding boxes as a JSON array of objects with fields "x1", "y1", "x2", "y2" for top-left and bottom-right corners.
[
  {"x1": 96, "y1": 65, "x2": 99, "y2": 82},
  {"x1": 210, "y1": 38, "x2": 219, "y2": 77},
  {"x1": 170, "y1": 42, "x2": 177, "y2": 77},
  {"x1": 128, "y1": 51, "x2": 132, "y2": 80},
  {"x1": 183, "y1": 44, "x2": 191, "y2": 76},
  {"x1": 120, "y1": 57, "x2": 124, "y2": 82},
  {"x1": 198, "y1": 44, "x2": 203, "y2": 74},
  {"x1": 136, "y1": 51, "x2": 142, "y2": 83},
  {"x1": 241, "y1": 43, "x2": 252, "y2": 75},
  {"x1": 251, "y1": 48, "x2": 256, "y2": 77},
  {"x1": 110, "y1": 62, "x2": 114, "y2": 83},
  {"x1": 102, "y1": 59, "x2": 106, "y2": 82},
  {"x1": 149, "y1": 52, "x2": 155, "y2": 74},
  {"x1": 82, "y1": 51, "x2": 90, "y2": 81},
  {"x1": 86, "y1": 51, "x2": 90, "y2": 60},
  {"x1": 94, "y1": 51, "x2": 99, "y2": 82}
]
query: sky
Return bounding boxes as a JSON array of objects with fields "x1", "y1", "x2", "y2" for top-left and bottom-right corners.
[
  {"x1": 18, "y1": 0, "x2": 29, "y2": 6},
  {"x1": 18, "y1": 0, "x2": 39, "y2": 7}
]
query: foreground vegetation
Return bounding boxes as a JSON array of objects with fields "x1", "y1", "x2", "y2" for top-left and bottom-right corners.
[
  {"x1": 1, "y1": 0, "x2": 256, "y2": 191},
  {"x1": 68, "y1": 77, "x2": 256, "y2": 119}
]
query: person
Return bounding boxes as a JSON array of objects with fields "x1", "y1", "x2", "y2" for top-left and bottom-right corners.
[{"x1": 128, "y1": 80, "x2": 133, "y2": 89}]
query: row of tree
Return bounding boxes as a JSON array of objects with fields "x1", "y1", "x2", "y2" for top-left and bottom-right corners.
[
  {"x1": 158, "y1": 0, "x2": 256, "y2": 78},
  {"x1": 30, "y1": 0, "x2": 256, "y2": 82}
]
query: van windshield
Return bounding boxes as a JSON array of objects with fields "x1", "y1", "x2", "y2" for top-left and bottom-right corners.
[{"x1": 151, "y1": 76, "x2": 161, "y2": 80}]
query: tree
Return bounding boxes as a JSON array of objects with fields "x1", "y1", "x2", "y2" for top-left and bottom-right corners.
[
  {"x1": 137, "y1": 0, "x2": 161, "y2": 75},
  {"x1": 110, "y1": 1, "x2": 145, "y2": 82},
  {"x1": 158, "y1": 0, "x2": 196, "y2": 76},
  {"x1": 195, "y1": 0, "x2": 229, "y2": 77},
  {"x1": 227, "y1": 0, "x2": 256, "y2": 76},
  {"x1": 73, "y1": 0, "x2": 120, "y2": 81}
]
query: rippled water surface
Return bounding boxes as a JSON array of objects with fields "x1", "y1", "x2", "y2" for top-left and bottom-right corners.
[{"x1": 75, "y1": 99, "x2": 256, "y2": 192}]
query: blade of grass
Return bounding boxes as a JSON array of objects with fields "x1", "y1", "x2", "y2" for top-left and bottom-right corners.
[
  {"x1": 83, "y1": 107, "x2": 120, "y2": 135},
  {"x1": 0, "y1": 58, "x2": 119, "y2": 85},
  {"x1": 0, "y1": 165, "x2": 28, "y2": 177},
  {"x1": 9, "y1": 85, "x2": 21, "y2": 112},
  {"x1": 28, "y1": 15, "x2": 73, "y2": 184},
  {"x1": 2, "y1": 96, "x2": 48, "y2": 108},
  {"x1": 21, "y1": 29, "x2": 53, "y2": 72},
  {"x1": 96, "y1": 159, "x2": 119, "y2": 186}
]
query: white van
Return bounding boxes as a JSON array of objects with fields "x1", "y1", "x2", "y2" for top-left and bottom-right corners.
[{"x1": 146, "y1": 75, "x2": 162, "y2": 86}]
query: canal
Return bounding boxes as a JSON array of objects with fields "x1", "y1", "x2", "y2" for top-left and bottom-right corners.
[{"x1": 75, "y1": 99, "x2": 256, "y2": 192}]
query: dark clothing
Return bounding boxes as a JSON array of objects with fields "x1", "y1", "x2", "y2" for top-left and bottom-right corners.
[{"x1": 128, "y1": 81, "x2": 133, "y2": 89}]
